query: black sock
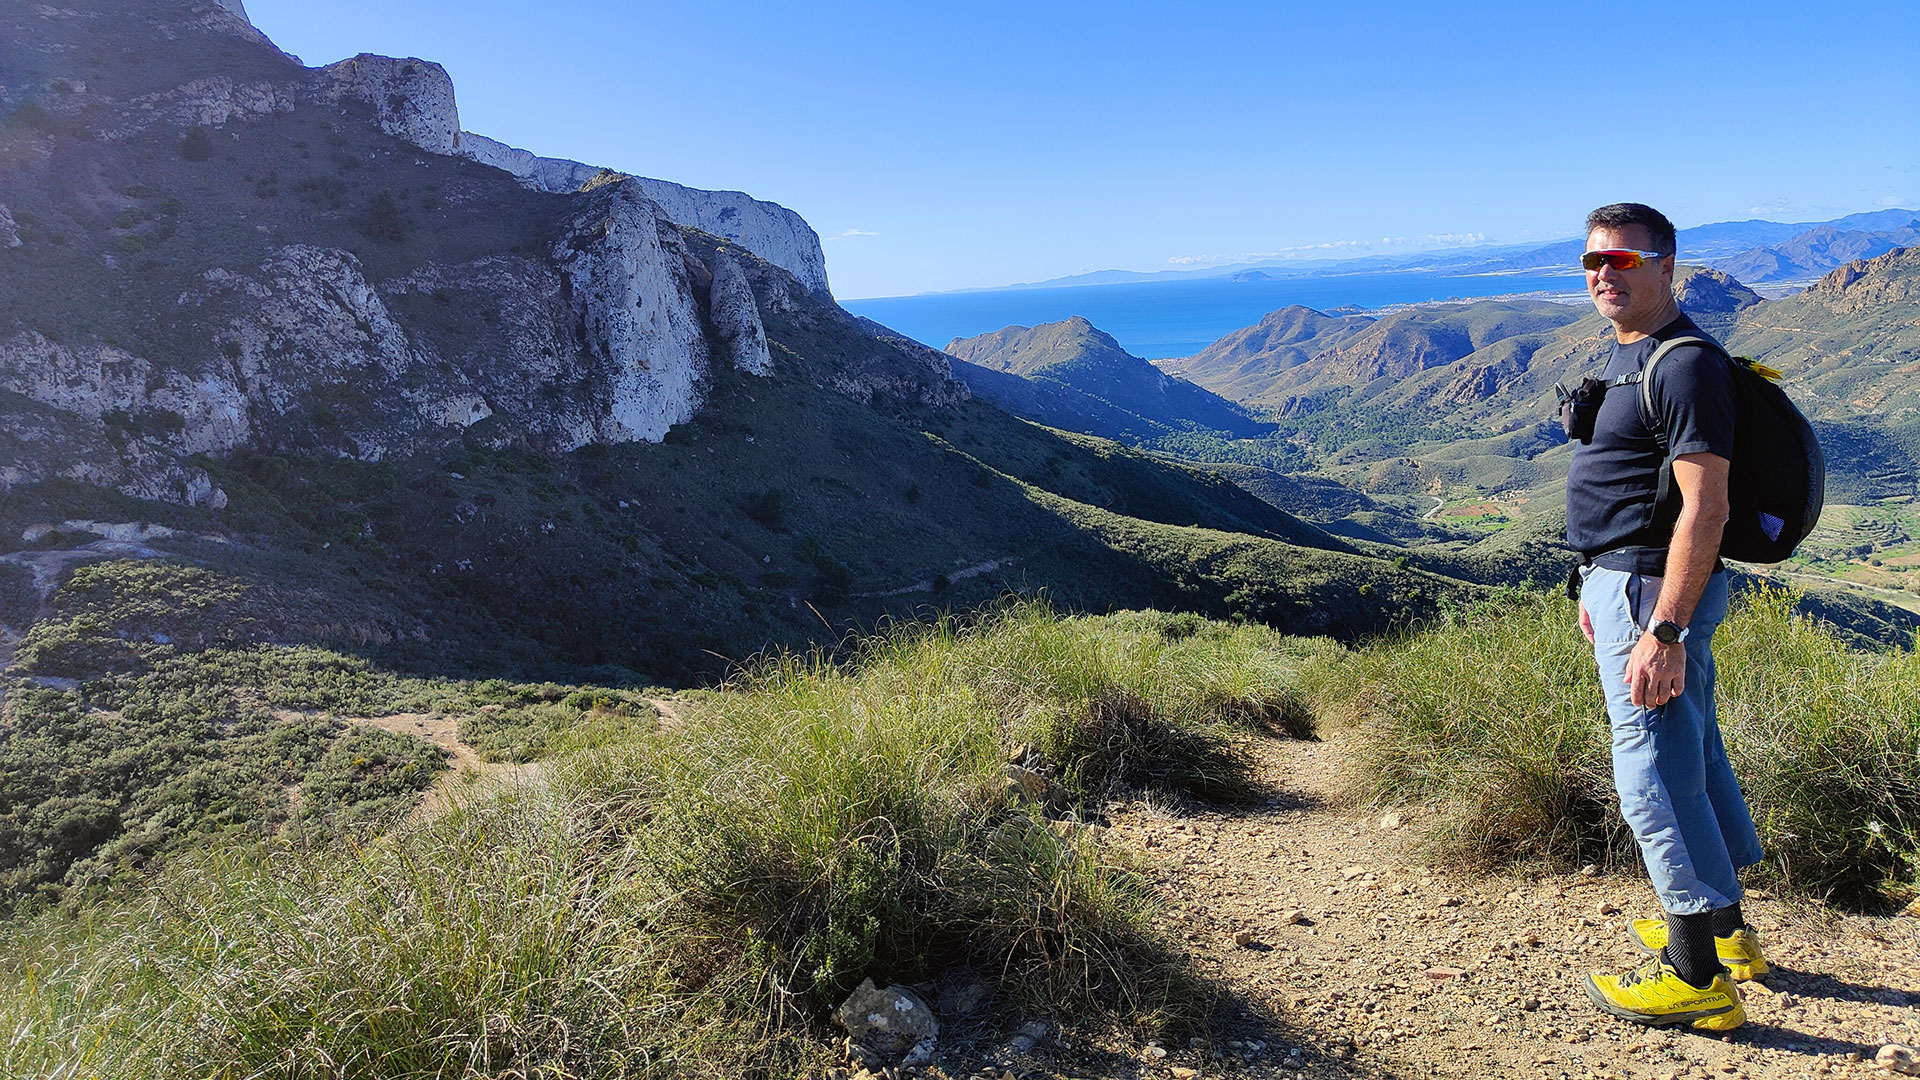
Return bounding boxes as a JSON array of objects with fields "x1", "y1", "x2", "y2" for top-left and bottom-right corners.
[
  {"x1": 1709, "y1": 902, "x2": 1745, "y2": 936},
  {"x1": 1663, "y1": 911, "x2": 1722, "y2": 988}
]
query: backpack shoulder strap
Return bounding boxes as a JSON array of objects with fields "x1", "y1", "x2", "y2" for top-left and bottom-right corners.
[{"x1": 1635, "y1": 335, "x2": 1724, "y2": 427}]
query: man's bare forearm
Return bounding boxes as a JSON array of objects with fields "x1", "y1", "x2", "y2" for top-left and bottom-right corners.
[
  {"x1": 1643, "y1": 451, "x2": 1735, "y2": 622},
  {"x1": 1653, "y1": 496, "x2": 1727, "y2": 628}
]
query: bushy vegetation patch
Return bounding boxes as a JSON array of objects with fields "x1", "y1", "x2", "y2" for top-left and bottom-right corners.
[
  {"x1": 1314, "y1": 588, "x2": 1920, "y2": 906},
  {"x1": 0, "y1": 560, "x2": 655, "y2": 902},
  {"x1": 457, "y1": 684, "x2": 655, "y2": 763},
  {"x1": 0, "y1": 603, "x2": 1327, "y2": 1077},
  {"x1": 951, "y1": 605, "x2": 1330, "y2": 799}
]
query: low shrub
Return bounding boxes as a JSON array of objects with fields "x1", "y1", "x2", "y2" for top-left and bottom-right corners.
[
  {"x1": 178, "y1": 125, "x2": 211, "y2": 161},
  {"x1": 0, "y1": 561, "x2": 38, "y2": 628}
]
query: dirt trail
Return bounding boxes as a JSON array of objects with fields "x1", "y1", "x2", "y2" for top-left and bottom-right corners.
[
  {"x1": 1048, "y1": 736, "x2": 1920, "y2": 1080},
  {"x1": 647, "y1": 696, "x2": 687, "y2": 729},
  {"x1": 323, "y1": 703, "x2": 1920, "y2": 1079},
  {"x1": 350, "y1": 713, "x2": 543, "y2": 822}
]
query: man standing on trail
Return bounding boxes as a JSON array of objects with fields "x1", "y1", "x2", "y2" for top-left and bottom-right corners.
[{"x1": 1564, "y1": 202, "x2": 1766, "y2": 1032}]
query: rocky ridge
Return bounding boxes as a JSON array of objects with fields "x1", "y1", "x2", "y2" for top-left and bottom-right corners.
[
  {"x1": 0, "y1": 0, "x2": 892, "y2": 508},
  {"x1": 458, "y1": 131, "x2": 833, "y2": 296},
  {"x1": 195, "y1": 5, "x2": 831, "y2": 295}
]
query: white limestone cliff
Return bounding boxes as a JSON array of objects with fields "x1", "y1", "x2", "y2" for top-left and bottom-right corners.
[
  {"x1": 188, "y1": 245, "x2": 508, "y2": 460},
  {"x1": 456, "y1": 132, "x2": 831, "y2": 297},
  {"x1": 631, "y1": 176, "x2": 830, "y2": 297},
  {"x1": 0, "y1": 194, "x2": 727, "y2": 505},
  {"x1": 0, "y1": 330, "x2": 242, "y2": 507},
  {"x1": 321, "y1": 64, "x2": 829, "y2": 297},
  {"x1": 0, "y1": 330, "x2": 250, "y2": 458},
  {"x1": 709, "y1": 250, "x2": 774, "y2": 376},
  {"x1": 0, "y1": 204, "x2": 19, "y2": 248},
  {"x1": 553, "y1": 180, "x2": 712, "y2": 444},
  {"x1": 314, "y1": 55, "x2": 461, "y2": 155},
  {"x1": 459, "y1": 132, "x2": 603, "y2": 195}
]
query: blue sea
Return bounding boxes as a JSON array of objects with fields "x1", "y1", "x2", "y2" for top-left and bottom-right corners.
[{"x1": 843, "y1": 269, "x2": 1587, "y2": 359}]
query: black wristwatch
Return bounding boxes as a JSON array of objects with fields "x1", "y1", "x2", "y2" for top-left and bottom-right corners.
[{"x1": 1647, "y1": 618, "x2": 1689, "y2": 645}]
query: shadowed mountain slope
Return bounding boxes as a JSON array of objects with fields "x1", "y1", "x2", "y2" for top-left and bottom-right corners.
[{"x1": 946, "y1": 317, "x2": 1271, "y2": 439}]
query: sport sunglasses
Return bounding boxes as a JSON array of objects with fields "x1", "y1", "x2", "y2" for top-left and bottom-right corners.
[{"x1": 1582, "y1": 248, "x2": 1669, "y2": 272}]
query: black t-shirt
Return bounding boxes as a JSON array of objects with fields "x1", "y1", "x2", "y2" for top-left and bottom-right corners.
[{"x1": 1564, "y1": 314, "x2": 1736, "y2": 571}]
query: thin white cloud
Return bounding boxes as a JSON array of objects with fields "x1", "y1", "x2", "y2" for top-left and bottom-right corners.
[
  {"x1": 1167, "y1": 232, "x2": 1486, "y2": 266},
  {"x1": 1878, "y1": 195, "x2": 1911, "y2": 207},
  {"x1": 824, "y1": 228, "x2": 880, "y2": 241}
]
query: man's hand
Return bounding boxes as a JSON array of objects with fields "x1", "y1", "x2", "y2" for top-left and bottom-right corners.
[
  {"x1": 1579, "y1": 602, "x2": 1595, "y2": 644},
  {"x1": 1626, "y1": 634, "x2": 1686, "y2": 707},
  {"x1": 1620, "y1": 450, "x2": 1727, "y2": 709}
]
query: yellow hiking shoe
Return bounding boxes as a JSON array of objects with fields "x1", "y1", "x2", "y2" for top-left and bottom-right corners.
[
  {"x1": 1627, "y1": 918, "x2": 1770, "y2": 981},
  {"x1": 1584, "y1": 955, "x2": 1745, "y2": 1031}
]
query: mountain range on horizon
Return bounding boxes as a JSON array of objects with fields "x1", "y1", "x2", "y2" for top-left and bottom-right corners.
[{"x1": 914, "y1": 207, "x2": 1920, "y2": 298}]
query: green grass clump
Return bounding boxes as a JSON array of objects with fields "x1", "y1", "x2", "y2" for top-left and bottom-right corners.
[
  {"x1": 1, "y1": 602, "x2": 1326, "y2": 1077},
  {"x1": 955, "y1": 605, "x2": 1325, "y2": 799},
  {"x1": 1315, "y1": 587, "x2": 1920, "y2": 905}
]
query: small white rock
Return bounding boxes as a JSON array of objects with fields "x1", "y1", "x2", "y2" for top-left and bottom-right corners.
[{"x1": 1877, "y1": 1044, "x2": 1920, "y2": 1075}]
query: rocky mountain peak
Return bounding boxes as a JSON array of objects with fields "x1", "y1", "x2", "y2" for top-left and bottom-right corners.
[
  {"x1": 315, "y1": 54, "x2": 461, "y2": 155},
  {"x1": 946, "y1": 318, "x2": 1134, "y2": 377},
  {"x1": 1800, "y1": 246, "x2": 1920, "y2": 313},
  {"x1": 1674, "y1": 266, "x2": 1762, "y2": 314},
  {"x1": 1674, "y1": 265, "x2": 1763, "y2": 336}
]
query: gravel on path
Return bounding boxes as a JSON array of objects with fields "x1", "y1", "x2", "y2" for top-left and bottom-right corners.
[{"x1": 878, "y1": 733, "x2": 1920, "y2": 1080}]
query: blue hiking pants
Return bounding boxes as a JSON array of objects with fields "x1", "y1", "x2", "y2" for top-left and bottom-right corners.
[{"x1": 1581, "y1": 566, "x2": 1762, "y2": 915}]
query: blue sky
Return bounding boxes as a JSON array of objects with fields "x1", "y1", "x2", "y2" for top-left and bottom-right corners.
[{"x1": 246, "y1": 0, "x2": 1919, "y2": 299}]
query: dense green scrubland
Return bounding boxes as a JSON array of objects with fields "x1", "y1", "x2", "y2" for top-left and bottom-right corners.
[{"x1": 4, "y1": 594, "x2": 1916, "y2": 1077}]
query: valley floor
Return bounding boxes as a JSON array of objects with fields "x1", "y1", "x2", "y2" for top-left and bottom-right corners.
[{"x1": 896, "y1": 735, "x2": 1920, "y2": 1080}]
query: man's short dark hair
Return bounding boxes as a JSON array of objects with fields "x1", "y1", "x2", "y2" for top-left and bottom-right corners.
[{"x1": 1585, "y1": 203, "x2": 1676, "y2": 256}]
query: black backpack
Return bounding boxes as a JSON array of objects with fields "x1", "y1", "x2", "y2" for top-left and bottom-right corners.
[{"x1": 1622, "y1": 336, "x2": 1825, "y2": 564}]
